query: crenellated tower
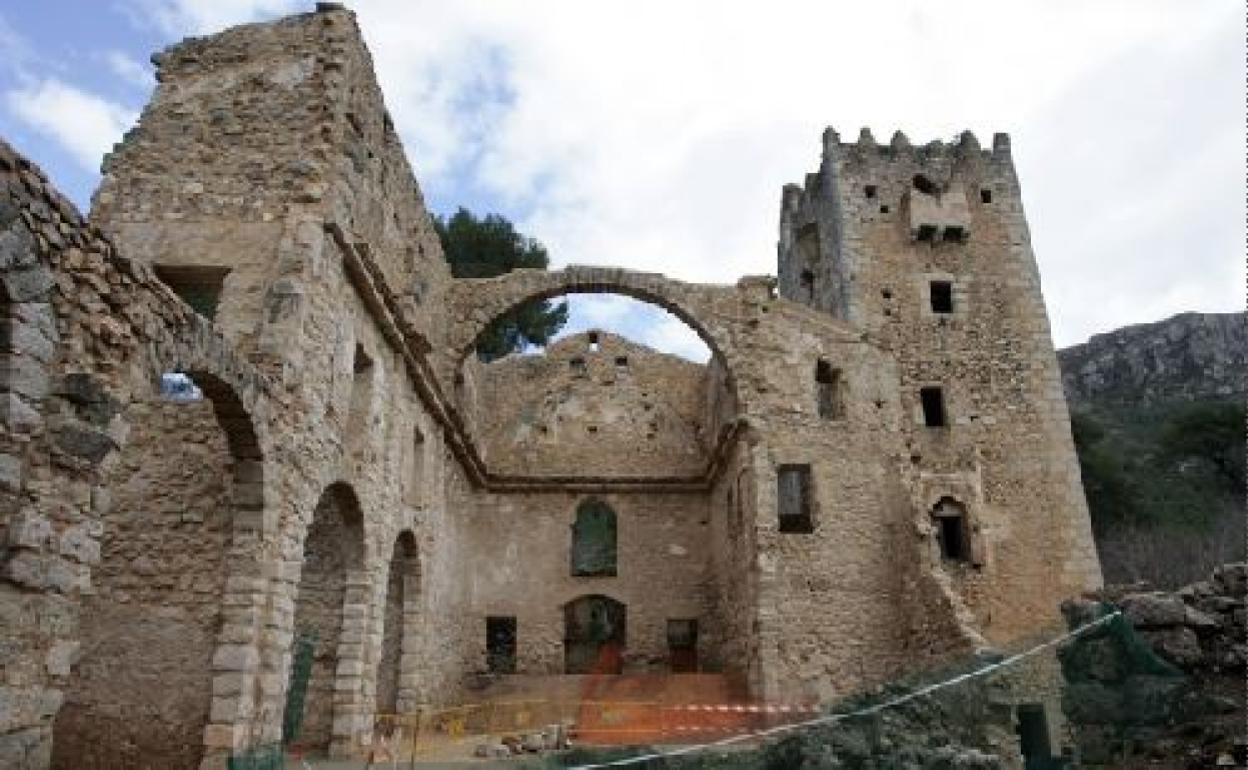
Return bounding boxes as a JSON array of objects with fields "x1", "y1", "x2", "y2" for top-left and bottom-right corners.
[{"x1": 779, "y1": 127, "x2": 1101, "y2": 643}]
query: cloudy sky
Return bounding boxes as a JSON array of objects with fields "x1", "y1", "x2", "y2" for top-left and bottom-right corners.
[{"x1": 0, "y1": 1, "x2": 1241, "y2": 361}]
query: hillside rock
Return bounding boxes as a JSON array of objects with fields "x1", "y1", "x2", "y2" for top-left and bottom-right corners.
[
  {"x1": 1058, "y1": 311, "x2": 1246, "y2": 409},
  {"x1": 1060, "y1": 563, "x2": 1247, "y2": 767}
]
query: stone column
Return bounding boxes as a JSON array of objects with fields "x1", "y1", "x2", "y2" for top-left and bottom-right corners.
[
  {"x1": 329, "y1": 570, "x2": 372, "y2": 757},
  {"x1": 396, "y1": 573, "x2": 422, "y2": 713}
]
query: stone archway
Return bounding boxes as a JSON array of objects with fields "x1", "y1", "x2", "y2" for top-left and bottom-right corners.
[
  {"x1": 284, "y1": 483, "x2": 365, "y2": 756},
  {"x1": 49, "y1": 368, "x2": 265, "y2": 770},
  {"x1": 445, "y1": 266, "x2": 745, "y2": 390},
  {"x1": 375, "y1": 531, "x2": 420, "y2": 716}
]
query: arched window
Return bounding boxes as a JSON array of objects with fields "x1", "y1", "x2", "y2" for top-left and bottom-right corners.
[{"x1": 571, "y1": 498, "x2": 617, "y2": 576}]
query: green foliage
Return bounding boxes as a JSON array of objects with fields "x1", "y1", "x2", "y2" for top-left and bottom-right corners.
[
  {"x1": 1070, "y1": 412, "x2": 1136, "y2": 527},
  {"x1": 1157, "y1": 401, "x2": 1246, "y2": 491},
  {"x1": 1071, "y1": 398, "x2": 1245, "y2": 537},
  {"x1": 434, "y1": 207, "x2": 568, "y2": 361}
]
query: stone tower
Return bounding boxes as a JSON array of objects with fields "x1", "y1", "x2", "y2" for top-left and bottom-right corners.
[{"x1": 778, "y1": 127, "x2": 1102, "y2": 641}]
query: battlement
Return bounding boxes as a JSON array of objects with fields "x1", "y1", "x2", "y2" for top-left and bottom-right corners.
[
  {"x1": 782, "y1": 127, "x2": 1016, "y2": 219},
  {"x1": 824, "y1": 126, "x2": 1011, "y2": 164}
]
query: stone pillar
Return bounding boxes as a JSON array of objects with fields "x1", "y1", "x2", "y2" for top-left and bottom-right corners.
[
  {"x1": 329, "y1": 570, "x2": 372, "y2": 757},
  {"x1": 396, "y1": 574, "x2": 422, "y2": 713},
  {"x1": 201, "y1": 569, "x2": 267, "y2": 769},
  {"x1": 254, "y1": 555, "x2": 300, "y2": 747}
]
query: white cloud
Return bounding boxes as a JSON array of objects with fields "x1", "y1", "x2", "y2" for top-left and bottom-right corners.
[
  {"x1": 551, "y1": 295, "x2": 711, "y2": 362},
  {"x1": 109, "y1": 0, "x2": 1247, "y2": 350},
  {"x1": 126, "y1": 0, "x2": 300, "y2": 36},
  {"x1": 338, "y1": 0, "x2": 1242, "y2": 348},
  {"x1": 105, "y1": 51, "x2": 152, "y2": 89},
  {"x1": 639, "y1": 315, "x2": 710, "y2": 364},
  {"x1": 5, "y1": 79, "x2": 137, "y2": 171}
]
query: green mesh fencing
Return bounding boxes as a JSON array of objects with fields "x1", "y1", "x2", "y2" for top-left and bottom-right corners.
[
  {"x1": 282, "y1": 629, "x2": 318, "y2": 746},
  {"x1": 226, "y1": 743, "x2": 283, "y2": 770}
]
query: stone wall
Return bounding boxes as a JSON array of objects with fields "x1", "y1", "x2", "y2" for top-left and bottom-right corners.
[
  {"x1": 0, "y1": 134, "x2": 276, "y2": 769},
  {"x1": 462, "y1": 332, "x2": 710, "y2": 479},
  {"x1": 455, "y1": 489, "x2": 716, "y2": 675},
  {"x1": 1060, "y1": 564, "x2": 1247, "y2": 766},
  {"x1": 289, "y1": 483, "x2": 363, "y2": 753},
  {"x1": 51, "y1": 398, "x2": 233, "y2": 770},
  {"x1": 777, "y1": 129, "x2": 1102, "y2": 650}
]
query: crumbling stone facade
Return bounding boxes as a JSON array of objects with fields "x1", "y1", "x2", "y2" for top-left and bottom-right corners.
[{"x1": 0, "y1": 5, "x2": 1101, "y2": 769}]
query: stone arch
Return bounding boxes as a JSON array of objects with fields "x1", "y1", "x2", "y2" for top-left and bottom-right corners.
[
  {"x1": 50, "y1": 365, "x2": 268, "y2": 770},
  {"x1": 564, "y1": 594, "x2": 627, "y2": 675},
  {"x1": 375, "y1": 530, "x2": 420, "y2": 716},
  {"x1": 1, "y1": 138, "x2": 281, "y2": 768},
  {"x1": 571, "y1": 498, "x2": 617, "y2": 577},
  {"x1": 285, "y1": 481, "x2": 366, "y2": 757},
  {"x1": 447, "y1": 267, "x2": 743, "y2": 390}
]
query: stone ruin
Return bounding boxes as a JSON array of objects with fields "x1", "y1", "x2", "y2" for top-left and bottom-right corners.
[{"x1": 0, "y1": 4, "x2": 1105, "y2": 768}]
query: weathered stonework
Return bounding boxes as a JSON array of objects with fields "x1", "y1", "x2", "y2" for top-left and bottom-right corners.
[{"x1": 0, "y1": 6, "x2": 1102, "y2": 769}]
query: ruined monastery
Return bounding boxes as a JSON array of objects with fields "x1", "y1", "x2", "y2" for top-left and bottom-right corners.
[{"x1": 0, "y1": 4, "x2": 1104, "y2": 768}]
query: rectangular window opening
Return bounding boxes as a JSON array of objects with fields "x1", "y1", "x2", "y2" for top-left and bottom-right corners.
[
  {"x1": 929, "y1": 281, "x2": 954, "y2": 314},
  {"x1": 667, "y1": 619, "x2": 699, "y2": 673},
  {"x1": 815, "y1": 360, "x2": 845, "y2": 420},
  {"x1": 776, "y1": 464, "x2": 814, "y2": 533},
  {"x1": 980, "y1": 188, "x2": 993, "y2": 204},
  {"x1": 916, "y1": 224, "x2": 937, "y2": 242},
  {"x1": 943, "y1": 226, "x2": 965, "y2": 243},
  {"x1": 486, "y1": 616, "x2": 517, "y2": 674},
  {"x1": 920, "y1": 387, "x2": 946, "y2": 427},
  {"x1": 153, "y1": 265, "x2": 230, "y2": 321},
  {"x1": 937, "y1": 514, "x2": 967, "y2": 561},
  {"x1": 864, "y1": 185, "x2": 877, "y2": 199}
]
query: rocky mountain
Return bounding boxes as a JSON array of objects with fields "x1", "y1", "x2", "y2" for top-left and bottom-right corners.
[{"x1": 1058, "y1": 311, "x2": 1246, "y2": 410}]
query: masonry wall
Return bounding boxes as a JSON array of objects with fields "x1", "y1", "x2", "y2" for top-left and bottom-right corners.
[
  {"x1": 777, "y1": 129, "x2": 1102, "y2": 649},
  {"x1": 462, "y1": 332, "x2": 710, "y2": 479},
  {"x1": 50, "y1": 397, "x2": 232, "y2": 769},
  {"x1": 705, "y1": 439, "x2": 761, "y2": 687},
  {"x1": 457, "y1": 489, "x2": 717, "y2": 675},
  {"x1": 727, "y1": 301, "x2": 920, "y2": 700}
]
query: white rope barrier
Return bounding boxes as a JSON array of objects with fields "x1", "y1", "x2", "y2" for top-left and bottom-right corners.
[{"x1": 567, "y1": 610, "x2": 1122, "y2": 769}]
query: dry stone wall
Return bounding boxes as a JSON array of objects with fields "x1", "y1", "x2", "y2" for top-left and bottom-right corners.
[{"x1": 1060, "y1": 564, "x2": 1247, "y2": 766}]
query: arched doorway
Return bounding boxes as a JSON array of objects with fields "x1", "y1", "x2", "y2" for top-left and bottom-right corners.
[
  {"x1": 375, "y1": 531, "x2": 419, "y2": 716},
  {"x1": 564, "y1": 595, "x2": 627, "y2": 675},
  {"x1": 284, "y1": 483, "x2": 364, "y2": 755}
]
